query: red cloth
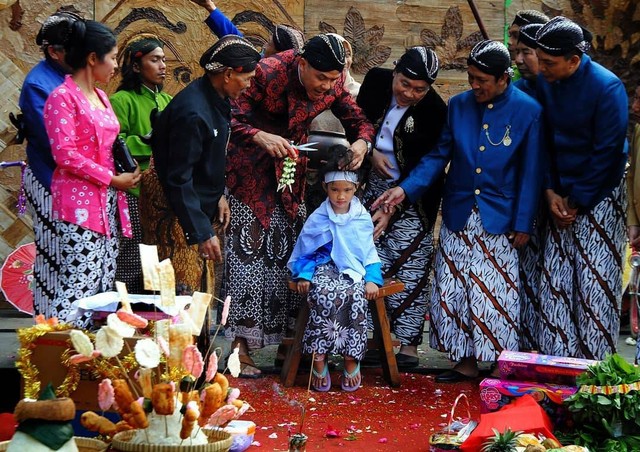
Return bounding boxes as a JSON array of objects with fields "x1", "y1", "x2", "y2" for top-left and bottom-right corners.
[
  {"x1": 0, "y1": 413, "x2": 16, "y2": 441},
  {"x1": 460, "y1": 394, "x2": 558, "y2": 451}
]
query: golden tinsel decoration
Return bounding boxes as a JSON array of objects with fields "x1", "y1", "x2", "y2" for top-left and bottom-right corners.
[
  {"x1": 163, "y1": 365, "x2": 189, "y2": 383},
  {"x1": 59, "y1": 348, "x2": 82, "y2": 398},
  {"x1": 16, "y1": 323, "x2": 73, "y2": 399},
  {"x1": 91, "y1": 355, "x2": 125, "y2": 381}
]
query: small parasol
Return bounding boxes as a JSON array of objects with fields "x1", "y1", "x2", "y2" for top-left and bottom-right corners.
[{"x1": 0, "y1": 242, "x2": 35, "y2": 315}]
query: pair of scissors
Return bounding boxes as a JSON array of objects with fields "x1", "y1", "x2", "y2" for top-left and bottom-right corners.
[{"x1": 293, "y1": 142, "x2": 319, "y2": 156}]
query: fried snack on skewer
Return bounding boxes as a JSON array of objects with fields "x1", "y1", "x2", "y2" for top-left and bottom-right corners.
[
  {"x1": 180, "y1": 401, "x2": 200, "y2": 440},
  {"x1": 137, "y1": 368, "x2": 153, "y2": 399},
  {"x1": 151, "y1": 382, "x2": 175, "y2": 415},
  {"x1": 113, "y1": 379, "x2": 135, "y2": 414},
  {"x1": 13, "y1": 397, "x2": 75, "y2": 423},
  {"x1": 168, "y1": 323, "x2": 192, "y2": 367},
  {"x1": 198, "y1": 382, "x2": 224, "y2": 426},
  {"x1": 213, "y1": 372, "x2": 229, "y2": 398},
  {"x1": 116, "y1": 308, "x2": 149, "y2": 329},
  {"x1": 115, "y1": 420, "x2": 134, "y2": 432},
  {"x1": 128, "y1": 400, "x2": 149, "y2": 429},
  {"x1": 80, "y1": 411, "x2": 117, "y2": 436}
]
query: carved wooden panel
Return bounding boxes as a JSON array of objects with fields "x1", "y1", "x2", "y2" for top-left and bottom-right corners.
[{"x1": 101, "y1": 0, "x2": 302, "y2": 96}]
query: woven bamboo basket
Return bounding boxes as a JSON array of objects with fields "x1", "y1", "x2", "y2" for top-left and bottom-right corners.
[{"x1": 111, "y1": 429, "x2": 232, "y2": 452}]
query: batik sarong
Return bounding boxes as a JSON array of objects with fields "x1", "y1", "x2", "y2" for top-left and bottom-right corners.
[
  {"x1": 302, "y1": 262, "x2": 368, "y2": 360},
  {"x1": 429, "y1": 208, "x2": 520, "y2": 362},
  {"x1": 538, "y1": 179, "x2": 626, "y2": 360}
]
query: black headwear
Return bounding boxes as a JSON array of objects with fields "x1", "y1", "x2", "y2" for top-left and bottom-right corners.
[
  {"x1": 394, "y1": 46, "x2": 439, "y2": 84},
  {"x1": 117, "y1": 34, "x2": 165, "y2": 92},
  {"x1": 517, "y1": 23, "x2": 543, "y2": 49},
  {"x1": 467, "y1": 40, "x2": 512, "y2": 79},
  {"x1": 299, "y1": 34, "x2": 346, "y2": 72},
  {"x1": 535, "y1": 16, "x2": 592, "y2": 56},
  {"x1": 199, "y1": 34, "x2": 261, "y2": 73},
  {"x1": 512, "y1": 9, "x2": 550, "y2": 27},
  {"x1": 273, "y1": 24, "x2": 305, "y2": 52},
  {"x1": 119, "y1": 34, "x2": 164, "y2": 70},
  {"x1": 36, "y1": 10, "x2": 83, "y2": 48}
]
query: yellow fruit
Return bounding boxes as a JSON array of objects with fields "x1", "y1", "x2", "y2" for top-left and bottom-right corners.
[
  {"x1": 517, "y1": 433, "x2": 542, "y2": 446},
  {"x1": 541, "y1": 438, "x2": 562, "y2": 449}
]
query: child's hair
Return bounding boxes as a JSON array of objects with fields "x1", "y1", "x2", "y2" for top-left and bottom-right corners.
[
  {"x1": 318, "y1": 144, "x2": 371, "y2": 186},
  {"x1": 64, "y1": 20, "x2": 117, "y2": 71}
]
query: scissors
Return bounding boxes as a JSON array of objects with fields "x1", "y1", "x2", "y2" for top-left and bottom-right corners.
[{"x1": 293, "y1": 142, "x2": 319, "y2": 156}]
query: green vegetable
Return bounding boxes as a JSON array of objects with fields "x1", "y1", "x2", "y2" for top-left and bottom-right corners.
[{"x1": 561, "y1": 353, "x2": 640, "y2": 451}]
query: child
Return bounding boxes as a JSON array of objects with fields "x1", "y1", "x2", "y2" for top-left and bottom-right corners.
[{"x1": 287, "y1": 146, "x2": 383, "y2": 392}]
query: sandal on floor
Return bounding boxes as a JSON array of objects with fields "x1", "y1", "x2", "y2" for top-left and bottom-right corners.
[
  {"x1": 237, "y1": 354, "x2": 263, "y2": 379},
  {"x1": 311, "y1": 361, "x2": 331, "y2": 392},
  {"x1": 341, "y1": 362, "x2": 361, "y2": 392}
]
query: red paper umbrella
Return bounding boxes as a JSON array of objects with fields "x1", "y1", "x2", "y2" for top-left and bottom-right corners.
[{"x1": 0, "y1": 242, "x2": 35, "y2": 315}]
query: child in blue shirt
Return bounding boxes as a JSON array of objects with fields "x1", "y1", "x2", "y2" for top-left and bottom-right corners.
[{"x1": 288, "y1": 146, "x2": 383, "y2": 392}]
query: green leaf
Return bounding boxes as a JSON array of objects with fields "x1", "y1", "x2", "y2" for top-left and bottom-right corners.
[{"x1": 597, "y1": 395, "x2": 613, "y2": 405}]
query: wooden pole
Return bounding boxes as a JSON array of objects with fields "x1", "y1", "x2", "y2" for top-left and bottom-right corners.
[{"x1": 467, "y1": 0, "x2": 490, "y2": 40}]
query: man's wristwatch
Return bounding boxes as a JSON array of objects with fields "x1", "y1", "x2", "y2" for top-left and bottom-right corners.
[{"x1": 363, "y1": 139, "x2": 373, "y2": 155}]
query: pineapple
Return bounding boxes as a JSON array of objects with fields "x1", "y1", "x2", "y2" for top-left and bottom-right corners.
[{"x1": 481, "y1": 428, "x2": 523, "y2": 452}]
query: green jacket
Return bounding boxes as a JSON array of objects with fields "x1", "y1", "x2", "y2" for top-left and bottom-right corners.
[{"x1": 110, "y1": 86, "x2": 172, "y2": 196}]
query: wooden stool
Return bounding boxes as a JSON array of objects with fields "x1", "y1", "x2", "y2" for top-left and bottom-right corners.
[{"x1": 280, "y1": 279, "x2": 405, "y2": 388}]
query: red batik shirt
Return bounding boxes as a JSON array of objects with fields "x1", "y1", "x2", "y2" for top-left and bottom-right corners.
[{"x1": 227, "y1": 49, "x2": 375, "y2": 230}]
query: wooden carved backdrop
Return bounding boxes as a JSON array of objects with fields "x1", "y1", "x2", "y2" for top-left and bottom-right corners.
[{"x1": 100, "y1": 0, "x2": 302, "y2": 96}]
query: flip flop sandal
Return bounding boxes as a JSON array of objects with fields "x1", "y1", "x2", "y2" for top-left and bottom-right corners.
[
  {"x1": 341, "y1": 362, "x2": 361, "y2": 392},
  {"x1": 311, "y1": 360, "x2": 331, "y2": 392}
]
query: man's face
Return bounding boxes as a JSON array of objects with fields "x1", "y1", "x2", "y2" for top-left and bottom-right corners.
[
  {"x1": 224, "y1": 69, "x2": 256, "y2": 99},
  {"x1": 514, "y1": 42, "x2": 539, "y2": 81},
  {"x1": 467, "y1": 65, "x2": 507, "y2": 104},
  {"x1": 536, "y1": 49, "x2": 580, "y2": 83},
  {"x1": 391, "y1": 72, "x2": 430, "y2": 107},
  {"x1": 298, "y1": 58, "x2": 342, "y2": 101},
  {"x1": 136, "y1": 47, "x2": 167, "y2": 89},
  {"x1": 507, "y1": 24, "x2": 520, "y2": 61}
]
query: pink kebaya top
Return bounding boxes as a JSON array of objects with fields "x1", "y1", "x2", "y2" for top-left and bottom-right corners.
[{"x1": 44, "y1": 75, "x2": 131, "y2": 238}]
